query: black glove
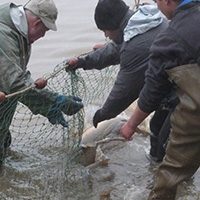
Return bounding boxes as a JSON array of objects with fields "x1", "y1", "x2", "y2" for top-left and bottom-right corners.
[{"x1": 93, "y1": 109, "x2": 107, "y2": 128}]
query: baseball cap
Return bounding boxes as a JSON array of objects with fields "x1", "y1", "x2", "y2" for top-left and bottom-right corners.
[{"x1": 24, "y1": 0, "x2": 58, "y2": 31}]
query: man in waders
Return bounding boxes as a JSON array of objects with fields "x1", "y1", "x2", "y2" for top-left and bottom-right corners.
[
  {"x1": 120, "y1": 0, "x2": 200, "y2": 199},
  {"x1": 0, "y1": 0, "x2": 83, "y2": 166}
]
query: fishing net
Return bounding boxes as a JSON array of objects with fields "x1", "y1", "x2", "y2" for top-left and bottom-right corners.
[{"x1": 0, "y1": 57, "x2": 119, "y2": 199}]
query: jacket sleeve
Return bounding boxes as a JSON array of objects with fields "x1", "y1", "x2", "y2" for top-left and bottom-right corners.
[
  {"x1": 99, "y1": 37, "x2": 150, "y2": 120},
  {"x1": 99, "y1": 67, "x2": 146, "y2": 120},
  {"x1": 0, "y1": 36, "x2": 27, "y2": 94},
  {"x1": 77, "y1": 42, "x2": 120, "y2": 70},
  {"x1": 0, "y1": 33, "x2": 58, "y2": 117},
  {"x1": 138, "y1": 32, "x2": 180, "y2": 113},
  {"x1": 19, "y1": 71, "x2": 58, "y2": 117}
]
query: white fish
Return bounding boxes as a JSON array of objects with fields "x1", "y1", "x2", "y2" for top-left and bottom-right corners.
[
  {"x1": 81, "y1": 117, "x2": 127, "y2": 148},
  {"x1": 81, "y1": 117, "x2": 127, "y2": 166},
  {"x1": 80, "y1": 114, "x2": 150, "y2": 166}
]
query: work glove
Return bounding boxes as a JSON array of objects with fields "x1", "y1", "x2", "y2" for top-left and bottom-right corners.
[
  {"x1": 47, "y1": 95, "x2": 83, "y2": 127},
  {"x1": 57, "y1": 95, "x2": 83, "y2": 115},
  {"x1": 47, "y1": 106, "x2": 69, "y2": 127},
  {"x1": 93, "y1": 109, "x2": 107, "y2": 128}
]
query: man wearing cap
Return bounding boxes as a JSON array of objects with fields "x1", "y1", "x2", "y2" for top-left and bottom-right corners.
[
  {"x1": 0, "y1": 0, "x2": 83, "y2": 166},
  {"x1": 67, "y1": 0, "x2": 176, "y2": 162}
]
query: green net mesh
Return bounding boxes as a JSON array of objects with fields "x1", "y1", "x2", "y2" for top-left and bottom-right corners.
[{"x1": 0, "y1": 58, "x2": 119, "y2": 199}]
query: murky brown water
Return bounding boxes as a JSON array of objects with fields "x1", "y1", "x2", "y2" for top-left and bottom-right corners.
[{"x1": 0, "y1": 0, "x2": 200, "y2": 199}]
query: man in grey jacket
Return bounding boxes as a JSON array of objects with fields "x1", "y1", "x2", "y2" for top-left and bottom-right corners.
[
  {"x1": 0, "y1": 0, "x2": 83, "y2": 166},
  {"x1": 67, "y1": 0, "x2": 173, "y2": 162}
]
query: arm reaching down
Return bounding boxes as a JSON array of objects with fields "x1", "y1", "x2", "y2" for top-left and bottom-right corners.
[{"x1": 120, "y1": 104, "x2": 150, "y2": 140}]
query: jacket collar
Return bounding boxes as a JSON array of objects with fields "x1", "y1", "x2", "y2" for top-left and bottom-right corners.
[{"x1": 114, "y1": 9, "x2": 135, "y2": 44}]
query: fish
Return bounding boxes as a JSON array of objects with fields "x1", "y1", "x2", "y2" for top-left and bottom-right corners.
[
  {"x1": 81, "y1": 117, "x2": 127, "y2": 148},
  {"x1": 81, "y1": 117, "x2": 127, "y2": 166},
  {"x1": 80, "y1": 103, "x2": 151, "y2": 166}
]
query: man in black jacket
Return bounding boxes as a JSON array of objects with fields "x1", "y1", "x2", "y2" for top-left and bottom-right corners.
[
  {"x1": 121, "y1": 0, "x2": 200, "y2": 199},
  {"x1": 67, "y1": 0, "x2": 172, "y2": 162}
]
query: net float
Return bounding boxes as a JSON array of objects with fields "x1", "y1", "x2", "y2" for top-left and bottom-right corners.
[
  {"x1": 34, "y1": 78, "x2": 47, "y2": 89},
  {"x1": 0, "y1": 92, "x2": 6, "y2": 102}
]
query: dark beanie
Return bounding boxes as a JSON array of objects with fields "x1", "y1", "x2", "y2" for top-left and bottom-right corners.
[{"x1": 94, "y1": 0, "x2": 129, "y2": 30}]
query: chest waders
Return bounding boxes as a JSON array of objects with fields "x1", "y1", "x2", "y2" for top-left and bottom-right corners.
[
  {"x1": 149, "y1": 63, "x2": 200, "y2": 199},
  {"x1": 0, "y1": 98, "x2": 18, "y2": 166}
]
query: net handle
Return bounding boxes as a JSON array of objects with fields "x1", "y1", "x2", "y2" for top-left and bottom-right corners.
[
  {"x1": 5, "y1": 64, "x2": 70, "y2": 99},
  {"x1": 4, "y1": 45, "x2": 107, "y2": 100}
]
